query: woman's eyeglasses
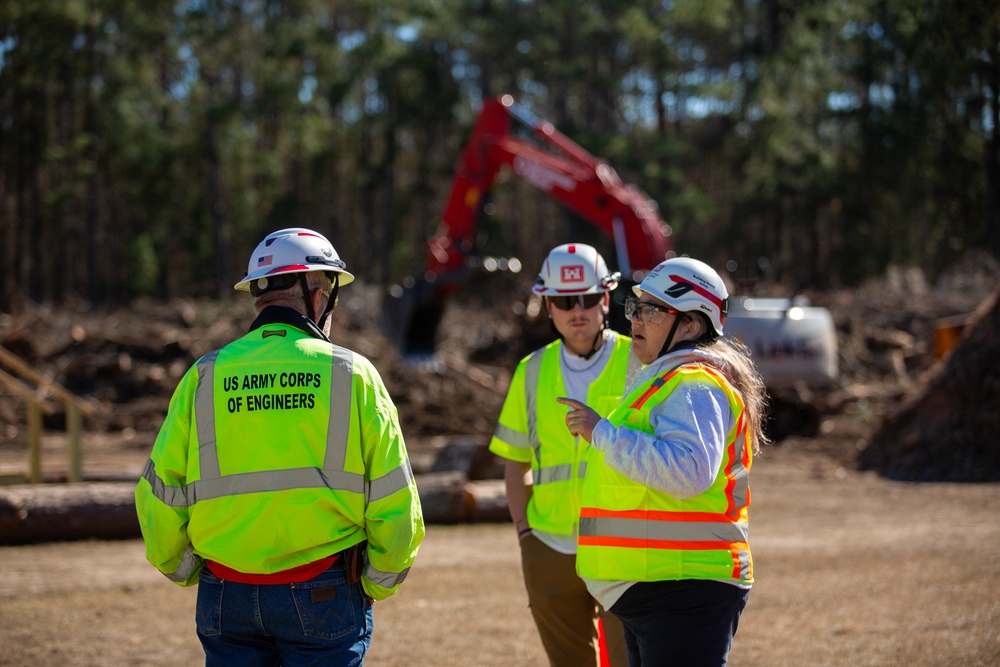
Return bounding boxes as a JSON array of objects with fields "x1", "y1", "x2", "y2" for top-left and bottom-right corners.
[
  {"x1": 624, "y1": 296, "x2": 679, "y2": 323},
  {"x1": 547, "y1": 293, "x2": 605, "y2": 311}
]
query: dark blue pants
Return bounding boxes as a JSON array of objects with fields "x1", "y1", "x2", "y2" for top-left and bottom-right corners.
[
  {"x1": 195, "y1": 559, "x2": 372, "y2": 667},
  {"x1": 609, "y1": 580, "x2": 749, "y2": 667}
]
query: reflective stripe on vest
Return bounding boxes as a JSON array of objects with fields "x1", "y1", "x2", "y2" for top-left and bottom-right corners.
[
  {"x1": 578, "y1": 417, "x2": 751, "y2": 581},
  {"x1": 165, "y1": 545, "x2": 202, "y2": 584},
  {"x1": 141, "y1": 347, "x2": 414, "y2": 508},
  {"x1": 522, "y1": 349, "x2": 580, "y2": 485},
  {"x1": 578, "y1": 363, "x2": 752, "y2": 583},
  {"x1": 524, "y1": 350, "x2": 544, "y2": 469},
  {"x1": 522, "y1": 341, "x2": 639, "y2": 486}
]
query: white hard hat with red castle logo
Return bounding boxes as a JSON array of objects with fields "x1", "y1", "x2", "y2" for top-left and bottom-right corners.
[{"x1": 532, "y1": 243, "x2": 619, "y2": 295}]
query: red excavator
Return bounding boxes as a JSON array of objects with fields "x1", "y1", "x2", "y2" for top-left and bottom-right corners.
[
  {"x1": 381, "y1": 94, "x2": 672, "y2": 357},
  {"x1": 382, "y1": 95, "x2": 838, "y2": 438}
]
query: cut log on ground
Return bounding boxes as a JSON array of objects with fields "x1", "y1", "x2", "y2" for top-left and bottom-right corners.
[
  {"x1": 414, "y1": 471, "x2": 475, "y2": 523},
  {"x1": 466, "y1": 479, "x2": 511, "y2": 523},
  {"x1": 0, "y1": 482, "x2": 140, "y2": 545}
]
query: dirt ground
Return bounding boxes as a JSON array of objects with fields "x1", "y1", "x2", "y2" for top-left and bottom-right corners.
[
  {"x1": 2, "y1": 410, "x2": 999, "y2": 667},
  {"x1": 2, "y1": 259, "x2": 999, "y2": 665}
]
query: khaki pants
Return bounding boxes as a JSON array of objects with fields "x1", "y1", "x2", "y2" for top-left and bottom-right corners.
[{"x1": 519, "y1": 534, "x2": 627, "y2": 667}]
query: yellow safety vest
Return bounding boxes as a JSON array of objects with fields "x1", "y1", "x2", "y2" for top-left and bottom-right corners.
[
  {"x1": 489, "y1": 332, "x2": 637, "y2": 535},
  {"x1": 577, "y1": 363, "x2": 753, "y2": 585},
  {"x1": 135, "y1": 320, "x2": 424, "y2": 600}
]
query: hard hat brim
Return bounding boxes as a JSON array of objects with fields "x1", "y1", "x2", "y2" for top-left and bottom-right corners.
[
  {"x1": 532, "y1": 281, "x2": 618, "y2": 296},
  {"x1": 234, "y1": 264, "x2": 356, "y2": 291}
]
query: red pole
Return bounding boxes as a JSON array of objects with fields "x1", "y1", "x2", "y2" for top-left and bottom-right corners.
[{"x1": 598, "y1": 618, "x2": 610, "y2": 666}]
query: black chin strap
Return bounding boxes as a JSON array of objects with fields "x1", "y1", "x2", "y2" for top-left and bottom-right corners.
[
  {"x1": 299, "y1": 274, "x2": 316, "y2": 322},
  {"x1": 318, "y1": 275, "x2": 340, "y2": 330},
  {"x1": 658, "y1": 317, "x2": 683, "y2": 359},
  {"x1": 580, "y1": 322, "x2": 606, "y2": 360},
  {"x1": 298, "y1": 273, "x2": 340, "y2": 329}
]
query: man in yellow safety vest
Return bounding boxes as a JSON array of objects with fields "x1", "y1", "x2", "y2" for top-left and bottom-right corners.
[
  {"x1": 489, "y1": 243, "x2": 636, "y2": 667},
  {"x1": 135, "y1": 227, "x2": 424, "y2": 666}
]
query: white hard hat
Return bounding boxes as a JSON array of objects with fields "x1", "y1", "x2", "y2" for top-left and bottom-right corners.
[
  {"x1": 235, "y1": 228, "x2": 355, "y2": 292},
  {"x1": 633, "y1": 257, "x2": 729, "y2": 335},
  {"x1": 532, "y1": 243, "x2": 620, "y2": 295}
]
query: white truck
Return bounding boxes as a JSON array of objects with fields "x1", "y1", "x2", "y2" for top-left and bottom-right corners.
[{"x1": 725, "y1": 297, "x2": 839, "y2": 439}]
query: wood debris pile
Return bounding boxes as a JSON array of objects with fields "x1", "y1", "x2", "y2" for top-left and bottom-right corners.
[{"x1": 0, "y1": 251, "x2": 997, "y2": 483}]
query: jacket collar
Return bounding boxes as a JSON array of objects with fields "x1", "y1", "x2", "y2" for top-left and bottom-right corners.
[
  {"x1": 248, "y1": 305, "x2": 330, "y2": 342},
  {"x1": 626, "y1": 343, "x2": 724, "y2": 395}
]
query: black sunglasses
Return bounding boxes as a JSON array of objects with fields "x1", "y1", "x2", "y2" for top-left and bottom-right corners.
[{"x1": 547, "y1": 293, "x2": 605, "y2": 311}]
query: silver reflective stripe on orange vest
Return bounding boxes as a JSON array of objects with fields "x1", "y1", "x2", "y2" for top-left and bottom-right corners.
[
  {"x1": 578, "y1": 514, "x2": 749, "y2": 543},
  {"x1": 727, "y1": 429, "x2": 750, "y2": 517},
  {"x1": 578, "y1": 426, "x2": 751, "y2": 547}
]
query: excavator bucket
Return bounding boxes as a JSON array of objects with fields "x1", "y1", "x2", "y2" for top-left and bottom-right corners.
[
  {"x1": 381, "y1": 277, "x2": 449, "y2": 360},
  {"x1": 381, "y1": 260, "x2": 520, "y2": 361}
]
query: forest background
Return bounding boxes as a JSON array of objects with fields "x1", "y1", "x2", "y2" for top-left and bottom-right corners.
[{"x1": 1, "y1": 0, "x2": 998, "y2": 311}]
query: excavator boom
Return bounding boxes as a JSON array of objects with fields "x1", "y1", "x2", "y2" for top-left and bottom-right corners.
[
  {"x1": 383, "y1": 94, "x2": 672, "y2": 358},
  {"x1": 382, "y1": 95, "x2": 841, "y2": 440}
]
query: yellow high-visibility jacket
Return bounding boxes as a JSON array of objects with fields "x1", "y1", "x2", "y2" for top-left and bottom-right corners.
[
  {"x1": 135, "y1": 307, "x2": 424, "y2": 601},
  {"x1": 489, "y1": 332, "x2": 636, "y2": 536},
  {"x1": 577, "y1": 360, "x2": 752, "y2": 585}
]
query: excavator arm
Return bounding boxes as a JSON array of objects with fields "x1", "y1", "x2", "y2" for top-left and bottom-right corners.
[
  {"x1": 383, "y1": 94, "x2": 672, "y2": 359},
  {"x1": 426, "y1": 95, "x2": 670, "y2": 278}
]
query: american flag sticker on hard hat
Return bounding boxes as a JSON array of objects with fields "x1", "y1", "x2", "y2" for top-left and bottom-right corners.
[{"x1": 258, "y1": 255, "x2": 273, "y2": 266}]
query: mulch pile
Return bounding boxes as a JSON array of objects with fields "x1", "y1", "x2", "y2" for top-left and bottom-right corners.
[
  {"x1": 1, "y1": 251, "x2": 998, "y2": 481},
  {"x1": 857, "y1": 285, "x2": 1000, "y2": 481}
]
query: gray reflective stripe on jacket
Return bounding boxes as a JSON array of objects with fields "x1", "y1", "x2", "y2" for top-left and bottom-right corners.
[
  {"x1": 524, "y1": 350, "x2": 544, "y2": 467},
  {"x1": 534, "y1": 462, "x2": 582, "y2": 484},
  {"x1": 521, "y1": 349, "x2": 571, "y2": 486},
  {"x1": 522, "y1": 343, "x2": 639, "y2": 486},
  {"x1": 142, "y1": 346, "x2": 413, "y2": 508},
  {"x1": 492, "y1": 423, "x2": 530, "y2": 452},
  {"x1": 165, "y1": 545, "x2": 201, "y2": 584},
  {"x1": 367, "y1": 560, "x2": 409, "y2": 589}
]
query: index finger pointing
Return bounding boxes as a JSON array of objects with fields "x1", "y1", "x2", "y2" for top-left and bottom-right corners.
[{"x1": 556, "y1": 397, "x2": 584, "y2": 409}]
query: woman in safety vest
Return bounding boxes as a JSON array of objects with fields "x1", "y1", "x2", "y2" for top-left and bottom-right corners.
[
  {"x1": 490, "y1": 243, "x2": 635, "y2": 667},
  {"x1": 558, "y1": 256, "x2": 768, "y2": 667}
]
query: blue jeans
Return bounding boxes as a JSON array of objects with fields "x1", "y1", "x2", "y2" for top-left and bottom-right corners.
[
  {"x1": 195, "y1": 559, "x2": 373, "y2": 667},
  {"x1": 609, "y1": 579, "x2": 749, "y2": 667}
]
